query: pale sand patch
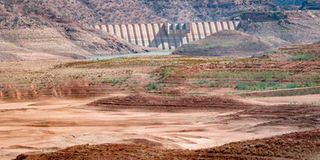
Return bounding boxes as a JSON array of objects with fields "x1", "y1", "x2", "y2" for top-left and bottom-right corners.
[{"x1": 241, "y1": 94, "x2": 320, "y2": 106}]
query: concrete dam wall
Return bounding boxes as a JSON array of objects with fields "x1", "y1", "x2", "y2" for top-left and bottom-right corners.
[{"x1": 93, "y1": 21, "x2": 240, "y2": 50}]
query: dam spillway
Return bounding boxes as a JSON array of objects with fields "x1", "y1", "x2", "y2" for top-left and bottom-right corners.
[{"x1": 93, "y1": 21, "x2": 240, "y2": 50}]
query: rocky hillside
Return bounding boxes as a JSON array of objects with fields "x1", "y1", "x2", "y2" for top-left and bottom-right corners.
[
  {"x1": 240, "y1": 10, "x2": 320, "y2": 44},
  {"x1": 0, "y1": 0, "x2": 319, "y2": 61},
  {"x1": 0, "y1": 0, "x2": 309, "y2": 25},
  {"x1": 0, "y1": 26, "x2": 144, "y2": 61},
  {"x1": 0, "y1": 0, "x2": 145, "y2": 61}
]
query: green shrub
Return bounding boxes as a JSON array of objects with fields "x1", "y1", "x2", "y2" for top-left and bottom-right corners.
[
  {"x1": 110, "y1": 79, "x2": 121, "y2": 86},
  {"x1": 304, "y1": 81, "x2": 316, "y2": 87},
  {"x1": 198, "y1": 71, "x2": 290, "y2": 82},
  {"x1": 236, "y1": 81, "x2": 283, "y2": 91},
  {"x1": 161, "y1": 67, "x2": 171, "y2": 80},
  {"x1": 262, "y1": 72, "x2": 272, "y2": 81},
  {"x1": 286, "y1": 83, "x2": 299, "y2": 89},
  {"x1": 103, "y1": 77, "x2": 127, "y2": 86},
  {"x1": 195, "y1": 79, "x2": 226, "y2": 88},
  {"x1": 145, "y1": 82, "x2": 162, "y2": 91},
  {"x1": 209, "y1": 81, "x2": 224, "y2": 88},
  {"x1": 256, "y1": 82, "x2": 267, "y2": 90},
  {"x1": 196, "y1": 79, "x2": 209, "y2": 85},
  {"x1": 289, "y1": 54, "x2": 314, "y2": 61},
  {"x1": 235, "y1": 81, "x2": 250, "y2": 90},
  {"x1": 255, "y1": 81, "x2": 280, "y2": 90}
]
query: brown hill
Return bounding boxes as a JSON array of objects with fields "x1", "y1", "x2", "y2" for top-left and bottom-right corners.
[
  {"x1": 241, "y1": 10, "x2": 320, "y2": 44},
  {"x1": 173, "y1": 30, "x2": 273, "y2": 57},
  {"x1": 0, "y1": 0, "x2": 146, "y2": 61},
  {"x1": 0, "y1": 25, "x2": 144, "y2": 61}
]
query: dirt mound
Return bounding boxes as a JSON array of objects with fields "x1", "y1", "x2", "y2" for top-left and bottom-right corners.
[
  {"x1": 173, "y1": 30, "x2": 272, "y2": 57},
  {"x1": 89, "y1": 94, "x2": 251, "y2": 111},
  {"x1": 123, "y1": 138, "x2": 164, "y2": 147},
  {"x1": 16, "y1": 144, "x2": 181, "y2": 160},
  {"x1": 16, "y1": 129, "x2": 320, "y2": 160},
  {"x1": 198, "y1": 129, "x2": 320, "y2": 160},
  {"x1": 231, "y1": 104, "x2": 320, "y2": 128}
]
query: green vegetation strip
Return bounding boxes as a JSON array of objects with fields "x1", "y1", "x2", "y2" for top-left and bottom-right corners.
[
  {"x1": 193, "y1": 71, "x2": 320, "y2": 91},
  {"x1": 289, "y1": 54, "x2": 317, "y2": 61},
  {"x1": 54, "y1": 56, "x2": 236, "y2": 68}
]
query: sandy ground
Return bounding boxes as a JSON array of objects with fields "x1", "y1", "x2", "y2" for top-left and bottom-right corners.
[
  {"x1": 1, "y1": 93, "x2": 317, "y2": 160},
  {"x1": 243, "y1": 94, "x2": 320, "y2": 106}
]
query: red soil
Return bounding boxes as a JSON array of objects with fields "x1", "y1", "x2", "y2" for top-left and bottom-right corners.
[
  {"x1": 16, "y1": 129, "x2": 320, "y2": 160},
  {"x1": 89, "y1": 94, "x2": 252, "y2": 111},
  {"x1": 178, "y1": 61, "x2": 320, "y2": 74}
]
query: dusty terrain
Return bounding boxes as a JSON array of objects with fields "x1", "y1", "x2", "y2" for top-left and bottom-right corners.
[
  {"x1": 0, "y1": 1, "x2": 320, "y2": 159},
  {"x1": 0, "y1": 53, "x2": 318, "y2": 159},
  {"x1": 1, "y1": 93, "x2": 320, "y2": 160},
  {"x1": 16, "y1": 129, "x2": 320, "y2": 160}
]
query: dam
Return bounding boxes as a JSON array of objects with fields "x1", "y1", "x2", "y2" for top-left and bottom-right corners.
[{"x1": 93, "y1": 21, "x2": 240, "y2": 50}]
